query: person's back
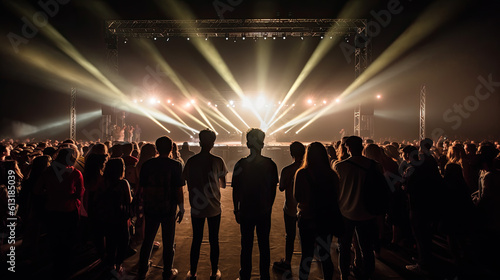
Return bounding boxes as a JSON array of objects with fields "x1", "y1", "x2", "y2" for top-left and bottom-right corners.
[
  {"x1": 233, "y1": 153, "x2": 278, "y2": 218},
  {"x1": 140, "y1": 156, "x2": 182, "y2": 217},
  {"x1": 137, "y1": 136, "x2": 184, "y2": 280},
  {"x1": 180, "y1": 142, "x2": 195, "y2": 163},
  {"x1": 231, "y1": 128, "x2": 278, "y2": 280},
  {"x1": 183, "y1": 129, "x2": 227, "y2": 280}
]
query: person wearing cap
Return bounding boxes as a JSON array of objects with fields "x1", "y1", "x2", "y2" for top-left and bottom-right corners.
[{"x1": 231, "y1": 128, "x2": 278, "y2": 280}]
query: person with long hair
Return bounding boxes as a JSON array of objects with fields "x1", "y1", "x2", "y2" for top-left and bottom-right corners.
[
  {"x1": 295, "y1": 142, "x2": 342, "y2": 280},
  {"x1": 95, "y1": 158, "x2": 132, "y2": 274}
]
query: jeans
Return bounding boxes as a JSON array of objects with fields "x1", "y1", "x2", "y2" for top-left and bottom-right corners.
[
  {"x1": 338, "y1": 217, "x2": 377, "y2": 280},
  {"x1": 284, "y1": 212, "x2": 297, "y2": 263},
  {"x1": 239, "y1": 213, "x2": 271, "y2": 280},
  {"x1": 190, "y1": 214, "x2": 221, "y2": 275},
  {"x1": 298, "y1": 218, "x2": 334, "y2": 280},
  {"x1": 137, "y1": 213, "x2": 176, "y2": 279}
]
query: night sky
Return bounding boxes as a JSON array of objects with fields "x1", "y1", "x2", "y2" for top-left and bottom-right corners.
[{"x1": 1, "y1": 0, "x2": 499, "y2": 143}]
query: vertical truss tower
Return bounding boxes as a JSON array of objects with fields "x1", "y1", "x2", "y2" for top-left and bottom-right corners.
[
  {"x1": 419, "y1": 85, "x2": 426, "y2": 141},
  {"x1": 70, "y1": 87, "x2": 76, "y2": 140}
]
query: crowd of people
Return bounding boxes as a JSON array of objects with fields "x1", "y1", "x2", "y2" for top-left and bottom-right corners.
[{"x1": 0, "y1": 131, "x2": 499, "y2": 280}]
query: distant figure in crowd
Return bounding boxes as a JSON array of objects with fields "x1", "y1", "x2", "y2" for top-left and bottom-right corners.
[
  {"x1": 232, "y1": 128, "x2": 278, "y2": 280},
  {"x1": 133, "y1": 124, "x2": 142, "y2": 142},
  {"x1": 273, "y1": 141, "x2": 305, "y2": 273},
  {"x1": 183, "y1": 129, "x2": 228, "y2": 280},
  {"x1": 170, "y1": 142, "x2": 184, "y2": 166},
  {"x1": 136, "y1": 136, "x2": 185, "y2": 280},
  {"x1": 180, "y1": 142, "x2": 195, "y2": 163}
]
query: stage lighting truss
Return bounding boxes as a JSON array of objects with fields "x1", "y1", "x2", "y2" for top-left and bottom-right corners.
[
  {"x1": 105, "y1": 18, "x2": 367, "y2": 41},
  {"x1": 105, "y1": 18, "x2": 371, "y2": 137}
]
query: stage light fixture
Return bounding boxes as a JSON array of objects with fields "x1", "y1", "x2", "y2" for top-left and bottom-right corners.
[
  {"x1": 225, "y1": 33, "x2": 229, "y2": 40},
  {"x1": 320, "y1": 34, "x2": 324, "y2": 39},
  {"x1": 242, "y1": 34, "x2": 246, "y2": 40},
  {"x1": 124, "y1": 37, "x2": 128, "y2": 44},
  {"x1": 187, "y1": 37, "x2": 190, "y2": 41},
  {"x1": 300, "y1": 33, "x2": 304, "y2": 40},
  {"x1": 166, "y1": 37, "x2": 170, "y2": 41},
  {"x1": 205, "y1": 35, "x2": 208, "y2": 41},
  {"x1": 153, "y1": 37, "x2": 157, "y2": 40},
  {"x1": 264, "y1": 33, "x2": 268, "y2": 40},
  {"x1": 272, "y1": 34, "x2": 276, "y2": 40},
  {"x1": 282, "y1": 33, "x2": 286, "y2": 40}
]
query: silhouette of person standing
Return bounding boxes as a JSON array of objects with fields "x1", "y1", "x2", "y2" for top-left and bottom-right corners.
[
  {"x1": 232, "y1": 128, "x2": 278, "y2": 280},
  {"x1": 183, "y1": 129, "x2": 228, "y2": 280},
  {"x1": 136, "y1": 136, "x2": 185, "y2": 280}
]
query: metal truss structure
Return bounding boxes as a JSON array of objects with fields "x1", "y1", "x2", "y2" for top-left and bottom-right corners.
[
  {"x1": 419, "y1": 85, "x2": 426, "y2": 141},
  {"x1": 105, "y1": 19, "x2": 371, "y2": 135},
  {"x1": 70, "y1": 87, "x2": 76, "y2": 140}
]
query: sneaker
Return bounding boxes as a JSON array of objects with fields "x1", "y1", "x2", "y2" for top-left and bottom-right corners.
[
  {"x1": 187, "y1": 270, "x2": 197, "y2": 280},
  {"x1": 164, "y1": 268, "x2": 178, "y2": 280},
  {"x1": 154, "y1": 241, "x2": 161, "y2": 249},
  {"x1": 272, "y1": 259, "x2": 291, "y2": 272},
  {"x1": 405, "y1": 264, "x2": 424, "y2": 274},
  {"x1": 210, "y1": 269, "x2": 222, "y2": 280}
]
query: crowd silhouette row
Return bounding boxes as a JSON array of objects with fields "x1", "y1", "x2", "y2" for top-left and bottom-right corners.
[{"x1": 1, "y1": 131, "x2": 499, "y2": 280}]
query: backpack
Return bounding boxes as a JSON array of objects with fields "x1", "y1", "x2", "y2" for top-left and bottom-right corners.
[{"x1": 348, "y1": 159, "x2": 391, "y2": 216}]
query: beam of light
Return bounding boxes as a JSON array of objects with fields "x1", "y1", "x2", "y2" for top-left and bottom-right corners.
[
  {"x1": 14, "y1": 110, "x2": 101, "y2": 138},
  {"x1": 227, "y1": 105, "x2": 250, "y2": 129},
  {"x1": 5, "y1": 2, "x2": 178, "y2": 134},
  {"x1": 201, "y1": 104, "x2": 243, "y2": 134},
  {"x1": 267, "y1": 104, "x2": 296, "y2": 130},
  {"x1": 269, "y1": 106, "x2": 318, "y2": 135},
  {"x1": 284, "y1": 123, "x2": 301, "y2": 134},
  {"x1": 134, "y1": 39, "x2": 217, "y2": 132},
  {"x1": 170, "y1": 102, "x2": 214, "y2": 132},
  {"x1": 159, "y1": 104, "x2": 197, "y2": 136},
  {"x1": 204, "y1": 114, "x2": 231, "y2": 134},
  {"x1": 296, "y1": 0, "x2": 470, "y2": 133},
  {"x1": 268, "y1": 0, "x2": 368, "y2": 125},
  {"x1": 339, "y1": 0, "x2": 469, "y2": 100},
  {"x1": 154, "y1": 0, "x2": 265, "y2": 124}
]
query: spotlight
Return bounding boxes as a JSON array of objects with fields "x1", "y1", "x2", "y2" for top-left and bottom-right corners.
[
  {"x1": 167, "y1": 99, "x2": 171, "y2": 104},
  {"x1": 124, "y1": 37, "x2": 128, "y2": 44},
  {"x1": 242, "y1": 34, "x2": 246, "y2": 40},
  {"x1": 225, "y1": 33, "x2": 229, "y2": 40},
  {"x1": 187, "y1": 37, "x2": 190, "y2": 41},
  {"x1": 264, "y1": 33, "x2": 268, "y2": 40},
  {"x1": 153, "y1": 37, "x2": 157, "y2": 41},
  {"x1": 307, "y1": 99, "x2": 313, "y2": 104},
  {"x1": 205, "y1": 35, "x2": 208, "y2": 41},
  {"x1": 133, "y1": 99, "x2": 137, "y2": 103},
  {"x1": 376, "y1": 94, "x2": 382, "y2": 99},
  {"x1": 335, "y1": 98, "x2": 340, "y2": 103},
  {"x1": 166, "y1": 37, "x2": 170, "y2": 42},
  {"x1": 282, "y1": 33, "x2": 286, "y2": 40},
  {"x1": 149, "y1": 98, "x2": 156, "y2": 104},
  {"x1": 320, "y1": 34, "x2": 324, "y2": 39},
  {"x1": 323, "y1": 100, "x2": 327, "y2": 104},
  {"x1": 272, "y1": 34, "x2": 276, "y2": 40}
]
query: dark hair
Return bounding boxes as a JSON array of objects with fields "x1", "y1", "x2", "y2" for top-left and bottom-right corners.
[
  {"x1": 110, "y1": 144, "x2": 123, "y2": 158},
  {"x1": 84, "y1": 153, "x2": 108, "y2": 189},
  {"x1": 402, "y1": 145, "x2": 419, "y2": 161},
  {"x1": 104, "y1": 158, "x2": 125, "y2": 183},
  {"x1": 246, "y1": 128, "x2": 265, "y2": 149},
  {"x1": 43, "y1": 147, "x2": 57, "y2": 158},
  {"x1": 27, "y1": 155, "x2": 50, "y2": 181},
  {"x1": 156, "y1": 136, "x2": 173, "y2": 155},
  {"x1": 54, "y1": 147, "x2": 77, "y2": 166},
  {"x1": 122, "y1": 142, "x2": 133, "y2": 155},
  {"x1": 199, "y1": 129, "x2": 216, "y2": 147},
  {"x1": 345, "y1": 136, "x2": 363, "y2": 155},
  {"x1": 290, "y1": 141, "x2": 305, "y2": 160}
]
